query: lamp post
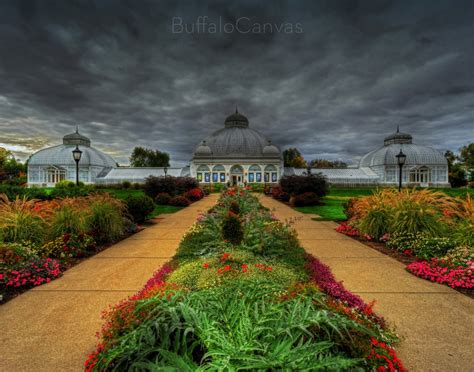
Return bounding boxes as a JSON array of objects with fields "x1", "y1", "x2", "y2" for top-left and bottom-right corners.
[
  {"x1": 396, "y1": 149, "x2": 406, "y2": 192},
  {"x1": 72, "y1": 145, "x2": 82, "y2": 186},
  {"x1": 164, "y1": 166, "x2": 168, "y2": 178}
]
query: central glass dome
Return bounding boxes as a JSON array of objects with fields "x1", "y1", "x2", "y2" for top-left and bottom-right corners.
[{"x1": 193, "y1": 110, "x2": 281, "y2": 159}]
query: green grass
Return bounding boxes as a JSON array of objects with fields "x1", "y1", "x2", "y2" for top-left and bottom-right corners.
[{"x1": 295, "y1": 197, "x2": 347, "y2": 221}]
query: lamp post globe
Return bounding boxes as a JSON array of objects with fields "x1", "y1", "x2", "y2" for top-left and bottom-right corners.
[
  {"x1": 72, "y1": 145, "x2": 83, "y2": 186},
  {"x1": 164, "y1": 166, "x2": 168, "y2": 178},
  {"x1": 396, "y1": 149, "x2": 406, "y2": 192}
]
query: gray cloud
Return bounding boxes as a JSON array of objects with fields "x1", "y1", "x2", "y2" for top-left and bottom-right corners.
[{"x1": 0, "y1": 0, "x2": 473, "y2": 166}]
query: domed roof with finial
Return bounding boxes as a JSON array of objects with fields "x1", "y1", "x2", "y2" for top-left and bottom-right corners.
[
  {"x1": 224, "y1": 108, "x2": 249, "y2": 128},
  {"x1": 360, "y1": 127, "x2": 446, "y2": 167},
  {"x1": 384, "y1": 126, "x2": 412, "y2": 146},
  {"x1": 63, "y1": 127, "x2": 91, "y2": 146},
  {"x1": 193, "y1": 109, "x2": 281, "y2": 159},
  {"x1": 28, "y1": 128, "x2": 116, "y2": 168}
]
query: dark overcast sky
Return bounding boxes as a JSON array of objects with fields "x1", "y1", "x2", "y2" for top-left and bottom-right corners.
[{"x1": 0, "y1": 0, "x2": 473, "y2": 166}]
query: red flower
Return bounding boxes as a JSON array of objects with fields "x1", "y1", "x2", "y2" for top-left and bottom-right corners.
[
  {"x1": 203, "y1": 263, "x2": 209, "y2": 269},
  {"x1": 241, "y1": 264, "x2": 248, "y2": 273}
]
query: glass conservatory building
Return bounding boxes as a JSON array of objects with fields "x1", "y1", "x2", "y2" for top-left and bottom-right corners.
[
  {"x1": 189, "y1": 110, "x2": 282, "y2": 186},
  {"x1": 27, "y1": 129, "x2": 117, "y2": 187},
  {"x1": 288, "y1": 128, "x2": 449, "y2": 187},
  {"x1": 27, "y1": 113, "x2": 448, "y2": 188}
]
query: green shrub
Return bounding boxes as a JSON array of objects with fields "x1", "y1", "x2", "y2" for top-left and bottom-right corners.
[
  {"x1": 222, "y1": 212, "x2": 243, "y2": 245},
  {"x1": 155, "y1": 192, "x2": 171, "y2": 205},
  {"x1": 126, "y1": 195, "x2": 155, "y2": 223},
  {"x1": 49, "y1": 186, "x2": 92, "y2": 199},
  {"x1": 86, "y1": 199, "x2": 125, "y2": 243},
  {"x1": 122, "y1": 181, "x2": 131, "y2": 189},
  {"x1": 55, "y1": 180, "x2": 79, "y2": 188}
]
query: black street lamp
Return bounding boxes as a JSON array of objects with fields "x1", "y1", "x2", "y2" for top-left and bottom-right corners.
[
  {"x1": 72, "y1": 145, "x2": 82, "y2": 186},
  {"x1": 396, "y1": 149, "x2": 406, "y2": 192},
  {"x1": 164, "y1": 166, "x2": 168, "y2": 178}
]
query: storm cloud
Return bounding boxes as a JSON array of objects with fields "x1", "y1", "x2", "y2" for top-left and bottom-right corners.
[{"x1": 0, "y1": 0, "x2": 473, "y2": 165}]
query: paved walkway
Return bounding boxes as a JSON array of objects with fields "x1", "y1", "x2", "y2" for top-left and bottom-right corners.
[
  {"x1": 0, "y1": 194, "x2": 219, "y2": 372},
  {"x1": 259, "y1": 195, "x2": 474, "y2": 371}
]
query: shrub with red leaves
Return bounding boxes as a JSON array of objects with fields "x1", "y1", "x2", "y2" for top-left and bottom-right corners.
[
  {"x1": 186, "y1": 188, "x2": 204, "y2": 202},
  {"x1": 169, "y1": 195, "x2": 191, "y2": 207}
]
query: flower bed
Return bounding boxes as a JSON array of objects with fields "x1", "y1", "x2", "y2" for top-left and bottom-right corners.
[
  {"x1": 336, "y1": 189, "x2": 474, "y2": 291},
  {"x1": 85, "y1": 188, "x2": 404, "y2": 371},
  {"x1": 0, "y1": 193, "x2": 138, "y2": 302}
]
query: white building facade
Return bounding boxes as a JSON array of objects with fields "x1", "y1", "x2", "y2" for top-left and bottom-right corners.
[{"x1": 27, "y1": 113, "x2": 449, "y2": 188}]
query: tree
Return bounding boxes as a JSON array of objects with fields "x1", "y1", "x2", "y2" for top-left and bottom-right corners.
[
  {"x1": 460, "y1": 143, "x2": 474, "y2": 170},
  {"x1": 310, "y1": 159, "x2": 348, "y2": 168},
  {"x1": 283, "y1": 148, "x2": 307, "y2": 168},
  {"x1": 445, "y1": 150, "x2": 467, "y2": 187},
  {"x1": 129, "y1": 147, "x2": 170, "y2": 167}
]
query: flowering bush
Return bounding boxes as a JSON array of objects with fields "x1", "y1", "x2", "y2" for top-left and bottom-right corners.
[
  {"x1": 1, "y1": 258, "x2": 62, "y2": 289},
  {"x1": 155, "y1": 192, "x2": 171, "y2": 205}
]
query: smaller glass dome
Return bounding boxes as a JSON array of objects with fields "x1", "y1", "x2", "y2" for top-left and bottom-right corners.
[
  {"x1": 263, "y1": 140, "x2": 280, "y2": 155},
  {"x1": 195, "y1": 141, "x2": 212, "y2": 156}
]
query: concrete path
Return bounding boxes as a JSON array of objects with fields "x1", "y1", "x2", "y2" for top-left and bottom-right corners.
[
  {"x1": 259, "y1": 195, "x2": 474, "y2": 372},
  {"x1": 0, "y1": 194, "x2": 219, "y2": 372}
]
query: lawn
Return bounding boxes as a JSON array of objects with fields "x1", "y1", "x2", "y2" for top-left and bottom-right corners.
[{"x1": 295, "y1": 196, "x2": 347, "y2": 221}]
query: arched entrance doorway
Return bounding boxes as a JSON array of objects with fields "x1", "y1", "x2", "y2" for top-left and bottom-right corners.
[{"x1": 229, "y1": 165, "x2": 244, "y2": 186}]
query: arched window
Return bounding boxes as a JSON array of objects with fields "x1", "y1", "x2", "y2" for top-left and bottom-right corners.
[
  {"x1": 409, "y1": 166, "x2": 431, "y2": 184},
  {"x1": 46, "y1": 166, "x2": 66, "y2": 184},
  {"x1": 248, "y1": 164, "x2": 262, "y2": 183},
  {"x1": 197, "y1": 165, "x2": 210, "y2": 183},
  {"x1": 264, "y1": 165, "x2": 278, "y2": 183},
  {"x1": 212, "y1": 165, "x2": 225, "y2": 183}
]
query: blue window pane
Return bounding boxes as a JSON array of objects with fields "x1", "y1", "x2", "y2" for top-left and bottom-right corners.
[
  {"x1": 248, "y1": 173, "x2": 254, "y2": 182},
  {"x1": 256, "y1": 172, "x2": 262, "y2": 182},
  {"x1": 272, "y1": 172, "x2": 278, "y2": 182},
  {"x1": 204, "y1": 173, "x2": 210, "y2": 182},
  {"x1": 212, "y1": 173, "x2": 218, "y2": 182},
  {"x1": 220, "y1": 173, "x2": 226, "y2": 182}
]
